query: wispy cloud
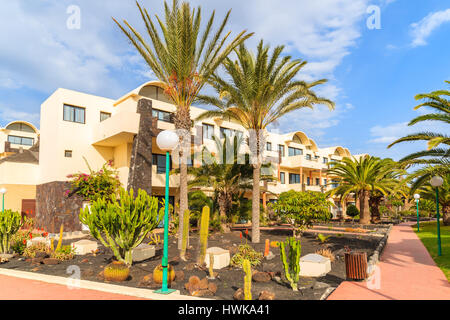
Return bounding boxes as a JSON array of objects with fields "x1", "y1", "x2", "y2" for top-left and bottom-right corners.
[
  {"x1": 410, "y1": 8, "x2": 450, "y2": 47},
  {"x1": 0, "y1": 105, "x2": 40, "y2": 127}
]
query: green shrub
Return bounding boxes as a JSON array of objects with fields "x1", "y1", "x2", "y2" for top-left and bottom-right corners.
[
  {"x1": 271, "y1": 191, "x2": 332, "y2": 234},
  {"x1": 0, "y1": 210, "x2": 23, "y2": 254},
  {"x1": 230, "y1": 244, "x2": 263, "y2": 268},
  {"x1": 66, "y1": 159, "x2": 121, "y2": 203},
  {"x1": 346, "y1": 204, "x2": 359, "y2": 218},
  {"x1": 10, "y1": 230, "x2": 30, "y2": 255},
  {"x1": 79, "y1": 188, "x2": 163, "y2": 266}
]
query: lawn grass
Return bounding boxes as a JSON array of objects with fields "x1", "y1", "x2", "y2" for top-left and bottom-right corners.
[{"x1": 413, "y1": 221, "x2": 450, "y2": 281}]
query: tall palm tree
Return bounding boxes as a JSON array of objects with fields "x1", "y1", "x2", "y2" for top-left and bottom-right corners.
[
  {"x1": 327, "y1": 156, "x2": 403, "y2": 224},
  {"x1": 388, "y1": 81, "x2": 449, "y2": 169},
  {"x1": 196, "y1": 41, "x2": 334, "y2": 242},
  {"x1": 187, "y1": 135, "x2": 254, "y2": 230},
  {"x1": 113, "y1": 0, "x2": 253, "y2": 248}
]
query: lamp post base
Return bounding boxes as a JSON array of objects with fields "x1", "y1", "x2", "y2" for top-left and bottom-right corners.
[{"x1": 154, "y1": 288, "x2": 178, "y2": 295}]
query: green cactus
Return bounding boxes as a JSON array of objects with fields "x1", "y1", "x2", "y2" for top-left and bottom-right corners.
[
  {"x1": 79, "y1": 188, "x2": 163, "y2": 266},
  {"x1": 0, "y1": 210, "x2": 23, "y2": 254},
  {"x1": 197, "y1": 206, "x2": 210, "y2": 265},
  {"x1": 243, "y1": 259, "x2": 252, "y2": 300},
  {"x1": 180, "y1": 209, "x2": 190, "y2": 261},
  {"x1": 55, "y1": 224, "x2": 64, "y2": 252},
  {"x1": 279, "y1": 237, "x2": 302, "y2": 291}
]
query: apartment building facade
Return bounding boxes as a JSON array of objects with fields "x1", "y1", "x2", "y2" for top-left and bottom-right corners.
[{"x1": 0, "y1": 81, "x2": 364, "y2": 232}]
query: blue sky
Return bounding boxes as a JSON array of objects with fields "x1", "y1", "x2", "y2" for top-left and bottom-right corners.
[{"x1": 0, "y1": 0, "x2": 449, "y2": 160}]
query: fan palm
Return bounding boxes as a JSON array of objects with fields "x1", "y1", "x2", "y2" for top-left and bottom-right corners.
[
  {"x1": 327, "y1": 156, "x2": 404, "y2": 224},
  {"x1": 113, "y1": 0, "x2": 253, "y2": 248},
  {"x1": 187, "y1": 135, "x2": 254, "y2": 230},
  {"x1": 196, "y1": 40, "x2": 334, "y2": 242}
]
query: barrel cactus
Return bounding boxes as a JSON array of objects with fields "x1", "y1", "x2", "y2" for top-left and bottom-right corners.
[{"x1": 104, "y1": 261, "x2": 130, "y2": 282}]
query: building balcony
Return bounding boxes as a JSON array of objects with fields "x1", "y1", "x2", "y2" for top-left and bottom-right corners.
[
  {"x1": 280, "y1": 155, "x2": 326, "y2": 170},
  {"x1": 92, "y1": 111, "x2": 140, "y2": 147}
]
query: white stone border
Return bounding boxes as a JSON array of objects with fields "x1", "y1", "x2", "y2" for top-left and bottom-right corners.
[
  {"x1": 0, "y1": 268, "x2": 208, "y2": 300},
  {"x1": 366, "y1": 224, "x2": 393, "y2": 276}
]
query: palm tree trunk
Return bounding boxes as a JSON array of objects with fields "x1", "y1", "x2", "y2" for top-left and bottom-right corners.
[
  {"x1": 369, "y1": 195, "x2": 382, "y2": 224},
  {"x1": 443, "y1": 205, "x2": 450, "y2": 226},
  {"x1": 252, "y1": 163, "x2": 261, "y2": 243},
  {"x1": 178, "y1": 161, "x2": 188, "y2": 249},
  {"x1": 359, "y1": 190, "x2": 371, "y2": 225},
  {"x1": 175, "y1": 106, "x2": 191, "y2": 250}
]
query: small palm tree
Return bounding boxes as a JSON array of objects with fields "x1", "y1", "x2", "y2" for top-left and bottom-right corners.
[
  {"x1": 409, "y1": 166, "x2": 450, "y2": 226},
  {"x1": 113, "y1": 0, "x2": 253, "y2": 248},
  {"x1": 327, "y1": 156, "x2": 403, "y2": 224},
  {"x1": 196, "y1": 41, "x2": 334, "y2": 242},
  {"x1": 188, "y1": 135, "x2": 254, "y2": 230}
]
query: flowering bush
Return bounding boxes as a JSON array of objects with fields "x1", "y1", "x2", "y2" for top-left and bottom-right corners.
[{"x1": 66, "y1": 159, "x2": 121, "y2": 203}]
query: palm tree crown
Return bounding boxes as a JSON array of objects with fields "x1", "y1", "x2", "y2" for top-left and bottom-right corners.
[
  {"x1": 196, "y1": 40, "x2": 335, "y2": 242},
  {"x1": 113, "y1": 0, "x2": 253, "y2": 249}
]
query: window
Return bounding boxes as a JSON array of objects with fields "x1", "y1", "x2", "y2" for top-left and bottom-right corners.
[
  {"x1": 278, "y1": 145, "x2": 285, "y2": 157},
  {"x1": 288, "y1": 147, "x2": 303, "y2": 157},
  {"x1": 100, "y1": 112, "x2": 111, "y2": 122},
  {"x1": 315, "y1": 155, "x2": 320, "y2": 160},
  {"x1": 324, "y1": 179, "x2": 327, "y2": 186},
  {"x1": 63, "y1": 104, "x2": 85, "y2": 124},
  {"x1": 289, "y1": 173, "x2": 301, "y2": 184},
  {"x1": 266, "y1": 142, "x2": 272, "y2": 151},
  {"x1": 323, "y1": 157, "x2": 329, "y2": 164},
  {"x1": 7, "y1": 135, "x2": 34, "y2": 146},
  {"x1": 202, "y1": 123, "x2": 214, "y2": 141},
  {"x1": 220, "y1": 127, "x2": 243, "y2": 140},
  {"x1": 152, "y1": 154, "x2": 172, "y2": 174},
  {"x1": 65, "y1": 150, "x2": 73, "y2": 158},
  {"x1": 315, "y1": 178, "x2": 320, "y2": 186},
  {"x1": 280, "y1": 172, "x2": 286, "y2": 184},
  {"x1": 306, "y1": 154, "x2": 312, "y2": 160},
  {"x1": 152, "y1": 109, "x2": 173, "y2": 123},
  {"x1": 307, "y1": 177, "x2": 311, "y2": 186},
  {"x1": 6, "y1": 123, "x2": 35, "y2": 133}
]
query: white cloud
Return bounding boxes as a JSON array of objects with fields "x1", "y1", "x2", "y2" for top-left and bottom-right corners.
[
  {"x1": 410, "y1": 9, "x2": 450, "y2": 47},
  {"x1": 0, "y1": 106, "x2": 40, "y2": 127}
]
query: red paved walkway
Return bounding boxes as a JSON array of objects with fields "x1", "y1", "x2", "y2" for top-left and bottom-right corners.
[
  {"x1": 328, "y1": 222, "x2": 450, "y2": 300},
  {"x1": 0, "y1": 275, "x2": 145, "y2": 300}
]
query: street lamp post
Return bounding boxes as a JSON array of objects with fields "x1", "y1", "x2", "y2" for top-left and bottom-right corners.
[
  {"x1": 414, "y1": 194, "x2": 420, "y2": 232},
  {"x1": 430, "y1": 176, "x2": 444, "y2": 256},
  {"x1": 154, "y1": 130, "x2": 178, "y2": 295},
  {"x1": 0, "y1": 188, "x2": 7, "y2": 213}
]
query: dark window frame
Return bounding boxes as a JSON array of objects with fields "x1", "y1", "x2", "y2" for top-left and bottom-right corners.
[
  {"x1": 280, "y1": 172, "x2": 286, "y2": 184},
  {"x1": 64, "y1": 150, "x2": 73, "y2": 158},
  {"x1": 152, "y1": 108, "x2": 173, "y2": 123},
  {"x1": 288, "y1": 147, "x2": 303, "y2": 157},
  {"x1": 289, "y1": 173, "x2": 301, "y2": 184},
  {"x1": 202, "y1": 123, "x2": 214, "y2": 142},
  {"x1": 266, "y1": 142, "x2": 272, "y2": 151},
  {"x1": 152, "y1": 153, "x2": 173, "y2": 174},
  {"x1": 63, "y1": 104, "x2": 86, "y2": 124},
  {"x1": 100, "y1": 111, "x2": 112, "y2": 122},
  {"x1": 7, "y1": 135, "x2": 34, "y2": 146}
]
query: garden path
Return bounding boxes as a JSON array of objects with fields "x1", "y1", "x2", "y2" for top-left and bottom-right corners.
[{"x1": 328, "y1": 222, "x2": 450, "y2": 300}]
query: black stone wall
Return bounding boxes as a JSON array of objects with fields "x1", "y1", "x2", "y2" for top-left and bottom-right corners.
[
  {"x1": 36, "y1": 181, "x2": 84, "y2": 233},
  {"x1": 127, "y1": 98, "x2": 154, "y2": 195}
]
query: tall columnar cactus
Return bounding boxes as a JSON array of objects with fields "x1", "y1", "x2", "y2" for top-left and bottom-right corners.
[
  {"x1": 243, "y1": 259, "x2": 252, "y2": 300},
  {"x1": 279, "y1": 237, "x2": 302, "y2": 291},
  {"x1": 197, "y1": 206, "x2": 210, "y2": 265},
  {"x1": 180, "y1": 209, "x2": 190, "y2": 261},
  {"x1": 80, "y1": 188, "x2": 162, "y2": 266},
  {"x1": 55, "y1": 224, "x2": 64, "y2": 252},
  {"x1": 264, "y1": 239, "x2": 270, "y2": 257},
  {"x1": 209, "y1": 254, "x2": 215, "y2": 279},
  {"x1": 0, "y1": 210, "x2": 23, "y2": 254}
]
